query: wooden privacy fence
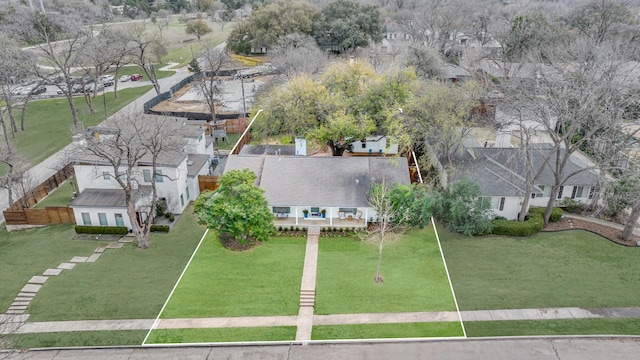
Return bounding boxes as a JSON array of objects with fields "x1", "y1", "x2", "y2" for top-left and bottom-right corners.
[
  {"x1": 198, "y1": 175, "x2": 220, "y2": 192},
  {"x1": 3, "y1": 207, "x2": 75, "y2": 225},
  {"x1": 9, "y1": 165, "x2": 74, "y2": 210}
]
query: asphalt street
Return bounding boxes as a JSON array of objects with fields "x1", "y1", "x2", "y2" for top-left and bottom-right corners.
[{"x1": 4, "y1": 337, "x2": 640, "y2": 360}]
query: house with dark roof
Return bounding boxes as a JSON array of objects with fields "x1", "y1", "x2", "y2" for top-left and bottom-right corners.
[
  {"x1": 224, "y1": 152, "x2": 411, "y2": 227},
  {"x1": 69, "y1": 115, "x2": 214, "y2": 229},
  {"x1": 444, "y1": 145, "x2": 599, "y2": 220}
]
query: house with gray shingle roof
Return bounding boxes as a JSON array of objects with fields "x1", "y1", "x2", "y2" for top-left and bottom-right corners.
[
  {"x1": 445, "y1": 145, "x2": 599, "y2": 220},
  {"x1": 224, "y1": 153, "x2": 411, "y2": 227}
]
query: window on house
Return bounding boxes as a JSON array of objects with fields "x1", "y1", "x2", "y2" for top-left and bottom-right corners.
[
  {"x1": 155, "y1": 170, "x2": 163, "y2": 183},
  {"x1": 310, "y1": 207, "x2": 320, "y2": 216},
  {"x1": 98, "y1": 213, "x2": 107, "y2": 226},
  {"x1": 573, "y1": 186, "x2": 585, "y2": 198},
  {"x1": 118, "y1": 173, "x2": 126, "y2": 181},
  {"x1": 339, "y1": 208, "x2": 357, "y2": 214},
  {"x1": 180, "y1": 194, "x2": 184, "y2": 207},
  {"x1": 198, "y1": 134, "x2": 203, "y2": 142},
  {"x1": 114, "y1": 213, "x2": 124, "y2": 227},
  {"x1": 557, "y1": 186, "x2": 564, "y2": 199},
  {"x1": 143, "y1": 169, "x2": 151, "y2": 182},
  {"x1": 186, "y1": 186, "x2": 190, "y2": 200},
  {"x1": 273, "y1": 207, "x2": 291, "y2": 213},
  {"x1": 539, "y1": 185, "x2": 552, "y2": 197},
  {"x1": 588, "y1": 187, "x2": 594, "y2": 199},
  {"x1": 499, "y1": 197, "x2": 505, "y2": 211},
  {"x1": 531, "y1": 193, "x2": 536, "y2": 198},
  {"x1": 82, "y1": 213, "x2": 91, "y2": 226},
  {"x1": 103, "y1": 172, "x2": 109, "y2": 180}
]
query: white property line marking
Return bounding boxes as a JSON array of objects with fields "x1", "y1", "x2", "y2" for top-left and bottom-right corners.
[
  {"x1": 141, "y1": 228, "x2": 210, "y2": 345},
  {"x1": 431, "y1": 217, "x2": 467, "y2": 338}
]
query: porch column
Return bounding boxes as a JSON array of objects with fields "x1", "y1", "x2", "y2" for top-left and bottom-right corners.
[
  {"x1": 330, "y1": 208, "x2": 333, "y2": 226},
  {"x1": 295, "y1": 206, "x2": 299, "y2": 225},
  {"x1": 364, "y1": 208, "x2": 368, "y2": 226}
]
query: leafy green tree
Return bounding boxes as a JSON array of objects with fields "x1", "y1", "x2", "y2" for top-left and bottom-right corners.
[
  {"x1": 194, "y1": 169, "x2": 275, "y2": 245},
  {"x1": 389, "y1": 183, "x2": 432, "y2": 228},
  {"x1": 253, "y1": 61, "x2": 416, "y2": 155},
  {"x1": 312, "y1": 0, "x2": 384, "y2": 53},
  {"x1": 248, "y1": 1, "x2": 318, "y2": 48},
  {"x1": 186, "y1": 19, "x2": 212, "y2": 40},
  {"x1": 503, "y1": 13, "x2": 557, "y2": 62},
  {"x1": 432, "y1": 179, "x2": 492, "y2": 236}
]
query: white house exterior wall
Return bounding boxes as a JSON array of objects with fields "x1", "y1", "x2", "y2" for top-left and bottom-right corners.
[
  {"x1": 185, "y1": 134, "x2": 207, "y2": 155},
  {"x1": 72, "y1": 207, "x2": 132, "y2": 229},
  {"x1": 74, "y1": 159, "x2": 191, "y2": 215},
  {"x1": 530, "y1": 185, "x2": 592, "y2": 208},
  {"x1": 488, "y1": 196, "x2": 522, "y2": 220},
  {"x1": 270, "y1": 205, "x2": 374, "y2": 226}
]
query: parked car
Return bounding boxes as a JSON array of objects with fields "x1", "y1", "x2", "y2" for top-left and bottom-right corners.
[
  {"x1": 100, "y1": 79, "x2": 114, "y2": 87},
  {"x1": 72, "y1": 84, "x2": 84, "y2": 93},
  {"x1": 83, "y1": 76, "x2": 94, "y2": 84},
  {"x1": 21, "y1": 79, "x2": 37, "y2": 86},
  {"x1": 100, "y1": 75, "x2": 114, "y2": 82},
  {"x1": 56, "y1": 84, "x2": 68, "y2": 94},
  {"x1": 119, "y1": 75, "x2": 131, "y2": 82},
  {"x1": 11, "y1": 87, "x2": 24, "y2": 95},
  {"x1": 130, "y1": 74, "x2": 143, "y2": 81},
  {"x1": 84, "y1": 83, "x2": 105, "y2": 93},
  {"x1": 31, "y1": 85, "x2": 46, "y2": 95}
]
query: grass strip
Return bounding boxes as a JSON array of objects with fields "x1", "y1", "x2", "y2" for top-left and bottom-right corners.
[
  {"x1": 465, "y1": 319, "x2": 640, "y2": 337},
  {"x1": 6, "y1": 330, "x2": 147, "y2": 349},
  {"x1": 312, "y1": 322, "x2": 464, "y2": 340},
  {"x1": 147, "y1": 327, "x2": 296, "y2": 344}
]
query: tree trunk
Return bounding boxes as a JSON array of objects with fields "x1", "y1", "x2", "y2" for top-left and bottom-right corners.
[
  {"x1": 518, "y1": 182, "x2": 534, "y2": 222},
  {"x1": 127, "y1": 198, "x2": 150, "y2": 249},
  {"x1": 621, "y1": 202, "x2": 640, "y2": 242},
  {"x1": 84, "y1": 92, "x2": 95, "y2": 115},
  {"x1": 1, "y1": 110, "x2": 12, "y2": 150},
  {"x1": 65, "y1": 93, "x2": 81, "y2": 130},
  {"x1": 543, "y1": 185, "x2": 561, "y2": 226},
  {"x1": 375, "y1": 229, "x2": 385, "y2": 283}
]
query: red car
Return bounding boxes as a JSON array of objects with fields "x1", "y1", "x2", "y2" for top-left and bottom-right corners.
[{"x1": 130, "y1": 74, "x2": 143, "y2": 81}]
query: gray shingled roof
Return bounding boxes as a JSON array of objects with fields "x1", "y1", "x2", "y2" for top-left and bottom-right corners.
[
  {"x1": 187, "y1": 154, "x2": 210, "y2": 177},
  {"x1": 224, "y1": 155, "x2": 410, "y2": 207},
  {"x1": 447, "y1": 146, "x2": 598, "y2": 197},
  {"x1": 69, "y1": 189, "x2": 127, "y2": 208}
]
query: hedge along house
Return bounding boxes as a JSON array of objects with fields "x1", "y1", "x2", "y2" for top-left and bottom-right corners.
[
  {"x1": 69, "y1": 115, "x2": 214, "y2": 230},
  {"x1": 223, "y1": 150, "x2": 411, "y2": 228}
]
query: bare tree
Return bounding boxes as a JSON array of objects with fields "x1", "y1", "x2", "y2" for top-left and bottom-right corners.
[
  {"x1": 192, "y1": 43, "x2": 231, "y2": 122},
  {"x1": 80, "y1": 112, "x2": 183, "y2": 248},
  {"x1": 0, "y1": 34, "x2": 33, "y2": 136},
  {"x1": 156, "y1": 9, "x2": 171, "y2": 37},
  {"x1": 99, "y1": 26, "x2": 135, "y2": 99},
  {"x1": 27, "y1": 11, "x2": 92, "y2": 130},
  {"x1": 127, "y1": 23, "x2": 162, "y2": 96},
  {"x1": 270, "y1": 33, "x2": 328, "y2": 79}
]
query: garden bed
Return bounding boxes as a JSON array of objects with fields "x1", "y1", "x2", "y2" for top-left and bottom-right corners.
[{"x1": 541, "y1": 217, "x2": 638, "y2": 247}]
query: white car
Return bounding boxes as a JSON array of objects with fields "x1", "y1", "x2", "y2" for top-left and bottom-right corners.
[
  {"x1": 19, "y1": 87, "x2": 33, "y2": 95},
  {"x1": 11, "y1": 87, "x2": 24, "y2": 95},
  {"x1": 119, "y1": 75, "x2": 131, "y2": 82},
  {"x1": 100, "y1": 75, "x2": 115, "y2": 82}
]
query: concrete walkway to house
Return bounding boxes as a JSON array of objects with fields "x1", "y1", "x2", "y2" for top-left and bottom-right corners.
[{"x1": 295, "y1": 226, "x2": 320, "y2": 342}]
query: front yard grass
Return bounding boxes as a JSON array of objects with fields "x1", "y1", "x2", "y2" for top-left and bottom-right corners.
[
  {"x1": 147, "y1": 327, "x2": 296, "y2": 344},
  {"x1": 0, "y1": 224, "x2": 98, "y2": 313},
  {"x1": 312, "y1": 322, "x2": 463, "y2": 340},
  {"x1": 438, "y1": 226, "x2": 640, "y2": 310},
  {"x1": 27, "y1": 205, "x2": 205, "y2": 321},
  {"x1": 158, "y1": 234, "x2": 306, "y2": 318},
  {"x1": 315, "y1": 227, "x2": 457, "y2": 314},
  {"x1": 9, "y1": 86, "x2": 152, "y2": 172}
]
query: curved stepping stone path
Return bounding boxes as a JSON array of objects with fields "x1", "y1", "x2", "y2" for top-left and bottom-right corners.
[{"x1": 2, "y1": 238, "x2": 131, "y2": 320}]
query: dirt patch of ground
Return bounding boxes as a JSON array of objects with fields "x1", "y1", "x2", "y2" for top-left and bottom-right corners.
[
  {"x1": 219, "y1": 232, "x2": 259, "y2": 251},
  {"x1": 541, "y1": 217, "x2": 639, "y2": 247}
]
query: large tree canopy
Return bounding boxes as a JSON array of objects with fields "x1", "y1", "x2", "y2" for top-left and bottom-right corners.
[
  {"x1": 312, "y1": 0, "x2": 384, "y2": 53},
  {"x1": 253, "y1": 61, "x2": 416, "y2": 156},
  {"x1": 194, "y1": 169, "x2": 275, "y2": 245}
]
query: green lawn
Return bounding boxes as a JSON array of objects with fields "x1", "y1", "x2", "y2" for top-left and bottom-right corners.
[
  {"x1": 32, "y1": 178, "x2": 75, "y2": 208},
  {"x1": 9, "y1": 86, "x2": 152, "y2": 171},
  {"x1": 216, "y1": 133, "x2": 241, "y2": 150},
  {"x1": 161, "y1": 21, "x2": 234, "y2": 68},
  {"x1": 438, "y1": 226, "x2": 640, "y2": 310},
  {"x1": 8, "y1": 330, "x2": 147, "y2": 349},
  {"x1": 465, "y1": 319, "x2": 640, "y2": 337},
  {"x1": 147, "y1": 327, "x2": 296, "y2": 344},
  {"x1": 312, "y1": 322, "x2": 463, "y2": 340},
  {"x1": 159, "y1": 234, "x2": 306, "y2": 318},
  {"x1": 26, "y1": 206, "x2": 205, "y2": 321},
  {"x1": 0, "y1": 224, "x2": 99, "y2": 313},
  {"x1": 315, "y1": 228, "x2": 457, "y2": 314}
]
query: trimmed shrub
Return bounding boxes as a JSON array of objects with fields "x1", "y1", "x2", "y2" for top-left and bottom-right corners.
[
  {"x1": 150, "y1": 224, "x2": 170, "y2": 232},
  {"x1": 558, "y1": 198, "x2": 584, "y2": 214},
  {"x1": 529, "y1": 206, "x2": 563, "y2": 222},
  {"x1": 75, "y1": 226, "x2": 128, "y2": 235},
  {"x1": 168, "y1": 214, "x2": 175, "y2": 221},
  {"x1": 490, "y1": 213, "x2": 543, "y2": 237}
]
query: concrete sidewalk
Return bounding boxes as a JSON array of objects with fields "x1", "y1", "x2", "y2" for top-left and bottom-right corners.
[{"x1": 7, "y1": 307, "x2": 640, "y2": 334}]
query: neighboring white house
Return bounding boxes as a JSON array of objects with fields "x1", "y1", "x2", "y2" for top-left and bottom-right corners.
[
  {"x1": 224, "y1": 154, "x2": 411, "y2": 227},
  {"x1": 349, "y1": 136, "x2": 399, "y2": 155},
  {"x1": 69, "y1": 116, "x2": 212, "y2": 230}
]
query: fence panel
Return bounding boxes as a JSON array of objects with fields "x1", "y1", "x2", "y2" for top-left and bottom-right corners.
[{"x1": 198, "y1": 175, "x2": 220, "y2": 192}]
